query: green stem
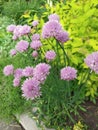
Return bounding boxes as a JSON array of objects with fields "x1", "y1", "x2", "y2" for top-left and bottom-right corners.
[
  {"x1": 63, "y1": 104, "x2": 75, "y2": 123},
  {"x1": 58, "y1": 41, "x2": 69, "y2": 66},
  {"x1": 67, "y1": 81, "x2": 71, "y2": 98}
]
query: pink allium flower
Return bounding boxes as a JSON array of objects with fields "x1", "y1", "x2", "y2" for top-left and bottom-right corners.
[
  {"x1": 16, "y1": 40, "x2": 29, "y2": 52},
  {"x1": 3, "y1": 64, "x2": 14, "y2": 76},
  {"x1": 13, "y1": 25, "x2": 30, "y2": 38},
  {"x1": 55, "y1": 30, "x2": 69, "y2": 44},
  {"x1": 22, "y1": 67, "x2": 34, "y2": 77},
  {"x1": 48, "y1": 14, "x2": 60, "y2": 22},
  {"x1": 13, "y1": 78, "x2": 20, "y2": 87},
  {"x1": 14, "y1": 68, "x2": 23, "y2": 78},
  {"x1": 7, "y1": 24, "x2": 16, "y2": 32},
  {"x1": 22, "y1": 25, "x2": 31, "y2": 35},
  {"x1": 32, "y1": 34, "x2": 40, "y2": 41},
  {"x1": 33, "y1": 63, "x2": 51, "y2": 83},
  {"x1": 60, "y1": 66, "x2": 77, "y2": 81},
  {"x1": 32, "y1": 51, "x2": 38, "y2": 58},
  {"x1": 45, "y1": 50, "x2": 56, "y2": 61},
  {"x1": 32, "y1": 20, "x2": 39, "y2": 27},
  {"x1": 84, "y1": 52, "x2": 98, "y2": 74},
  {"x1": 13, "y1": 25, "x2": 23, "y2": 38},
  {"x1": 30, "y1": 40, "x2": 42, "y2": 50},
  {"x1": 42, "y1": 20, "x2": 62, "y2": 39},
  {"x1": 21, "y1": 78, "x2": 41, "y2": 100},
  {"x1": 10, "y1": 49, "x2": 17, "y2": 56}
]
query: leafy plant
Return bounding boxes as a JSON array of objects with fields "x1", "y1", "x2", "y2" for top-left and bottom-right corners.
[
  {"x1": 39, "y1": 0, "x2": 98, "y2": 102},
  {"x1": 2, "y1": 12, "x2": 98, "y2": 129}
]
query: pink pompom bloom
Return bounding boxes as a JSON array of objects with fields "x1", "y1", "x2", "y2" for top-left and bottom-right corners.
[
  {"x1": 32, "y1": 51, "x2": 38, "y2": 58},
  {"x1": 21, "y1": 78, "x2": 41, "y2": 100},
  {"x1": 16, "y1": 40, "x2": 29, "y2": 52},
  {"x1": 32, "y1": 20, "x2": 39, "y2": 27},
  {"x1": 22, "y1": 66, "x2": 34, "y2": 77},
  {"x1": 84, "y1": 52, "x2": 98, "y2": 74},
  {"x1": 30, "y1": 40, "x2": 42, "y2": 50},
  {"x1": 3, "y1": 64, "x2": 14, "y2": 76},
  {"x1": 32, "y1": 34, "x2": 40, "y2": 41},
  {"x1": 48, "y1": 14, "x2": 60, "y2": 22},
  {"x1": 13, "y1": 25, "x2": 23, "y2": 38},
  {"x1": 22, "y1": 25, "x2": 31, "y2": 35},
  {"x1": 45, "y1": 50, "x2": 56, "y2": 61},
  {"x1": 55, "y1": 30, "x2": 69, "y2": 44},
  {"x1": 13, "y1": 78, "x2": 20, "y2": 87},
  {"x1": 33, "y1": 63, "x2": 51, "y2": 83},
  {"x1": 14, "y1": 68, "x2": 23, "y2": 78},
  {"x1": 42, "y1": 20, "x2": 62, "y2": 39},
  {"x1": 60, "y1": 66, "x2": 77, "y2": 81},
  {"x1": 10, "y1": 49, "x2": 17, "y2": 56},
  {"x1": 13, "y1": 25, "x2": 31, "y2": 38},
  {"x1": 7, "y1": 24, "x2": 16, "y2": 32}
]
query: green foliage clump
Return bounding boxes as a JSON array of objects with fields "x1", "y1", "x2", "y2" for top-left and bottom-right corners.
[
  {"x1": 2, "y1": 0, "x2": 46, "y2": 24},
  {"x1": 0, "y1": 16, "x2": 16, "y2": 57},
  {"x1": 0, "y1": 56, "x2": 32, "y2": 122}
]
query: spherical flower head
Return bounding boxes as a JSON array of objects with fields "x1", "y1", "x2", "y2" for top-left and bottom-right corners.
[
  {"x1": 21, "y1": 78, "x2": 40, "y2": 100},
  {"x1": 16, "y1": 40, "x2": 29, "y2": 52},
  {"x1": 21, "y1": 25, "x2": 31, "y2": 35},
  {"x1": 10, "y1": 49, "x2": 17, "y2": 56},
  {"x1": 22, "y1": 66, "x2": 34, "y2": 77},
  {"x1": 32, "y1": 20, "x2": 39, "y2": 27},
  {"x1": 60, "y1": 66, "x2": 77, "y2": 81},
  {"x1": 14, "y1": 68, "x2": 23, "y2": 78},
  {"x1": 32, "y1": 34, "x2": 40, "y2": 41},
  {"x1": 45, "y1": 50, "x2": 56, "y2": 61},
  {"x1": 7, "y1": 24, "x2": 16, "y2": 32},
  {"x1": 13, "y1": 25, "x2": 23, "y2": 38},
  {"x1": 13, "y1": 78, "x2": 20, "y2": 87},
  {"x1": 30, "y1": 40, "x2": 42, "y2": 50},
  {"x1": 55, "y1": 30, "x2": 69, "y2": 44},
  {"x1": 33, "y1": 63, "x2": 51, "y2": 83},
  {"x1": 32, "y1": 51, "x2": 38, "y2": 58},
  {"x1": 42, "y1": 20, "x2": 62, "y2": 39},
  {"x1": 48, "y1": 14, "x2": 60, "y2": 22},
  {"x1": 3, "y1": 64, "x2": 14, "y2": 76},
  {"x1": 84, "y1": 52, "x2": 98, "y2": 74}
]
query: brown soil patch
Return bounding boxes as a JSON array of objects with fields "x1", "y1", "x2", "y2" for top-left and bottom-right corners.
[{"x1": 80, "y1": 99, "x2": 98, "y2": 130}]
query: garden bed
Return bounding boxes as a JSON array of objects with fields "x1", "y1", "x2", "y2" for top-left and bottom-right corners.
[{"x1": 18, "y1": 99, "x2": 98, "y2": 130}]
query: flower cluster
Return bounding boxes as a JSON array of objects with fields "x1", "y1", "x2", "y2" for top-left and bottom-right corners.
[
  {"x1": 15, "y1": 40, "x2": 29, "y2": 52},
  {"x1": 4, "y1": 13, "x2": 98, "y2": 102},
  {"x1": 42, "y1": 13, "x2": 69, "y2": 44},
  {"x1": 22, "y1": 78, "x2": 40, "y2": 100},
  {"x1": 33, "y1": 63, "x2": 51, "y2": 83},
  {"x1": 3, "y1": 65, "x2": 14, "y2": 76},
  {"x1": 84, "y1": 51, "x2": 98, "y2": 74},
  {"x1": 60, "y1": 66, "x2": 77, "y2": 81},
  {"x1": 32, "y1": 20, "x2": 39, "y2": 27},
  {"x1": 48, "y1": 13, "x2": 60, "y2": 22},
  {"x1": 3, "y1": 63, "x2": 51, "y2": 99},
  {"x1": 45, "y1": 50, "x2": 56, "y2": 61},
  {"x1": 7, "y1": 24, "x2": 31, "y2": 40}
]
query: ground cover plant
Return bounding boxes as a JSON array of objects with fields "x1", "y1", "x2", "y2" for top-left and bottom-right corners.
[{"x1": 2, "y1": 11, "x2": 98, "y2": 130}]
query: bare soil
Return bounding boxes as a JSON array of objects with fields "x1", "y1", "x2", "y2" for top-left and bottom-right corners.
[{"x1": 80, "y1": 99, "x2": 98, "y2": 130}]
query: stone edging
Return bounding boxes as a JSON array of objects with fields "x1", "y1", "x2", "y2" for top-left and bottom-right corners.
[{"x1": 17, "y1": 114, "x2": 54, "y2": 130}]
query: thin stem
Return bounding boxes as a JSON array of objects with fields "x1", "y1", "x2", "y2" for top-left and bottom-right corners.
[
  {"x1": 67, "y1": 81, "x2": 71, "y2": 98},
  {"x1": 63, "y1": 104, "x2": 75, "y2": 123},
  {"x1": 58, "y1": 41, "x2": 70, "y2": 66}
]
